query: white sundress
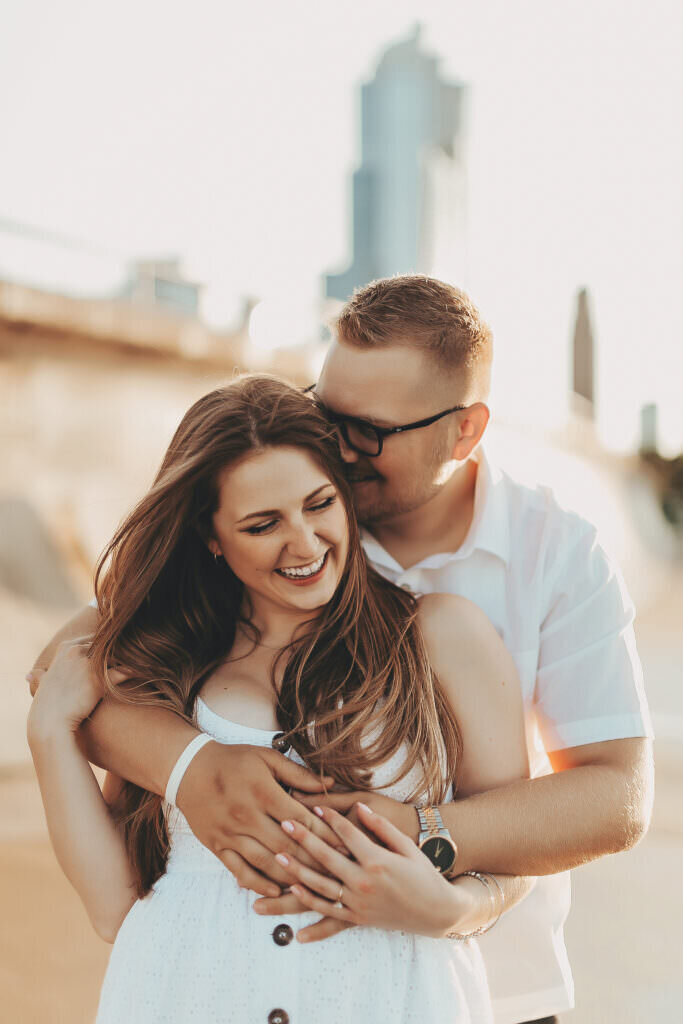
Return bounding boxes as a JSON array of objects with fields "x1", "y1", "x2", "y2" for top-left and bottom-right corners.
[{"x1": 96, "y1": 696, "x2": 493, "y2": 1024}]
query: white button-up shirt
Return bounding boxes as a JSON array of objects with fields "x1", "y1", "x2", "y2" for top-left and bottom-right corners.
[{"x1": 361, "y1": 450, "x2": 653, "y2": 1024}]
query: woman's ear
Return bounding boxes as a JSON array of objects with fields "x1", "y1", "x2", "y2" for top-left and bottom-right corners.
[{"x1": 196, "y1": 522, "x2": 221, "y2": 559}]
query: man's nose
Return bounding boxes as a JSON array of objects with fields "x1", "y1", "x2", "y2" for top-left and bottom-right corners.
[{"x1": 337, "y1": 434, "x2": 360, "y2": 463}]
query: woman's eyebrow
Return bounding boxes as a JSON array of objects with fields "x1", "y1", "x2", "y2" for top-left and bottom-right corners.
[{"x1": 236, "y1": 484, "x2": 334, "y2": 523}]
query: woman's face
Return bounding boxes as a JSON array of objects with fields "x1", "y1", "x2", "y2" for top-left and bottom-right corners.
[{"x1": 210, "y1": 445, "x2": 350, "y2": 620}]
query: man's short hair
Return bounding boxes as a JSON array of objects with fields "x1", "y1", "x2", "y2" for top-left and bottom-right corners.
[{"x1": 334, "y1": 275, "x2": 493, "y2": 382}]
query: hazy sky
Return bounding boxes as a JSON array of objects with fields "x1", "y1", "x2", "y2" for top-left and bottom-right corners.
[{"x1": 1, "y1": 0, "x2": 681, "y2": 450}]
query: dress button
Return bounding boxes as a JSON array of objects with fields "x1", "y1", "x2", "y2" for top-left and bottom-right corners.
[
  {"x1": 272, "y1": 923, "x2": 294, "y2": 946},
  {"x1": 271, "y1": 732, "x2": 291, "y2": 753},
  {"x1": 268, "y1": 1011, "x2": 289, "y2": 1024}
]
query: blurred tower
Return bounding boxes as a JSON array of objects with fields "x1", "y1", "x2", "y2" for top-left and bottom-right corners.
[
  {"x1": 572, "y1": 287, "x2": 595, "y2": 418},
  {"x1": 325, "y1": 26, "x2": 467, "y2": 301}
]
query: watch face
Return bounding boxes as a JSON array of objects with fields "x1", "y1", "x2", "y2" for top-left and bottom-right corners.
[{"x1": 420, "y1": 835, "x2": 456, "y2": 874}]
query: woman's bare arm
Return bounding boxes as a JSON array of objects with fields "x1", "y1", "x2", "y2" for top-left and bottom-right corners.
[
  {"x1": 27, "y1": 620, "x2": 344, "y2": 892},
  {"x1": 27, "y1": 605, "x2": 200, "y2": 791},
  {"x1": 417, "y1": 593, "x2": 535, "y2": 929},
  {"x1": 27, "y1": 645, "x2": 138, "y2": 942}
]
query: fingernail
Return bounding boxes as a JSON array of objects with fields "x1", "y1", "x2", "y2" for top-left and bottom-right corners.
[
  {"x1": 25, "y1": 672, "x2": 35, "y2": 684},
  {"x1": 291, "y1": 885, "x2": 304, "y2": 897},
  {"x1": 275, "y1": 853, "x2": 289, "y2": 867},
  {"x1": 281, "y1": 820, "x2": 295, "y2": 833},
  {"x1": 313, "y1": 806, "x2": 324, "y2": 817},
  {"x1": 357, "y1": 802, "x2": 373, "y2": 813}
]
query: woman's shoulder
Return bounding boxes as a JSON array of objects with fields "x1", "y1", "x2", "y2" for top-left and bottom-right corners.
[
  {"x1": 416, "y1": 593, "x2": 497, "y2": 648},
  {"x1": 416, "y1": 592, "x2": 512, "y2": 688}
]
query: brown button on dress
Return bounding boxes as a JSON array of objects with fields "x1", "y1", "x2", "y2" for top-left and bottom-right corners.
[
  {"x1": 272, "y1": 924, "x2": 294, "y2": 947},
  {"x1": 267, "y1": 1010, "x2": 289, "y2": 1024}
]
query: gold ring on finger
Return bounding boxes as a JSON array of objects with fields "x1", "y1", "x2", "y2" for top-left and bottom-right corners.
[{"x1": 333, "y1": 884, "x2": 344, "y2": 909}]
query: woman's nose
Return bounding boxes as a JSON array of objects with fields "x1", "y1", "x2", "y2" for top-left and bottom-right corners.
[{"x1": 285, "y1": 521, "x2": 321, "y2": 559}]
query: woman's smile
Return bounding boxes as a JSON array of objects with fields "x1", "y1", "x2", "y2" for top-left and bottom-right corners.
[{"x1": 275, "y1": 549, "x2": 330, "y2": 584}]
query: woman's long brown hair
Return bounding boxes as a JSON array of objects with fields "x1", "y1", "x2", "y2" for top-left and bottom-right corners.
[{"x1": 90, "y1": 375, "x2": 462, "y2": 896}]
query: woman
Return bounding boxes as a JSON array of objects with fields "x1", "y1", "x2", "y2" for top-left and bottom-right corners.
[{"x1": 27, "y1": 375, "x2": 531, "y2": 1023}]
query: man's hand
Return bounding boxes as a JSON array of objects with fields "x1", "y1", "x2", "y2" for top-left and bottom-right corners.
[
  {"x1": 175, "y1": 741, "x2": 350, "y2": 897},
  {"x1": 292, "y1": 788, "x2": 419, "y2": 842}
]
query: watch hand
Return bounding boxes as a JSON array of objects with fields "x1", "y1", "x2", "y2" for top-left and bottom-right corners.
[{"x1": 435, "y1": 840, "x2": 443, "y2": 858}]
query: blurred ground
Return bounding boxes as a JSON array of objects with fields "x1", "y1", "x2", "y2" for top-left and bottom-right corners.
[{"x1": 1, "y1": 613, "x2": 681, "y2": 1023}]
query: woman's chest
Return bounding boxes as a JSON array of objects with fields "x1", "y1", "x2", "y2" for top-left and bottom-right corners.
[{"x1": 198, "y1": 665, "x2": 280, "y2": 731}]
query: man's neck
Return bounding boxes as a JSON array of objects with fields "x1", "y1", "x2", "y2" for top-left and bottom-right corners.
[{"x1": 365, "y1": 458, "x2": 479, "y2": 570}]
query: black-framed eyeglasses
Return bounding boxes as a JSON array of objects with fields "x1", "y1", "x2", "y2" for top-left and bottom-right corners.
[{"x1": 303, "y1": 385, "x2": 467, "y2": 457}]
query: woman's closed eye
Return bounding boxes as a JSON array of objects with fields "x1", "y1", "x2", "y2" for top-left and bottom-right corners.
[
  {"x1": 244, "y1": 519, "x2": 278, "y2": 535},
  {"x1": 309, "y1": 495, "x2": 337, "y2": 513},
  {"x1": 243, "y1": 495, "x2": 337, "y2": 535}
]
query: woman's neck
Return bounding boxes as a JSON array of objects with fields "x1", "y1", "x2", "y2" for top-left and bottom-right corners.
[{"x1": 238, "y1": 598, "x2": 320, "y2": 653}]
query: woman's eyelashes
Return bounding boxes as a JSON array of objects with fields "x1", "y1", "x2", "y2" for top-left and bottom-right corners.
[{"x1": 242, "y1": 495, "x2": 337, "y2": 536}]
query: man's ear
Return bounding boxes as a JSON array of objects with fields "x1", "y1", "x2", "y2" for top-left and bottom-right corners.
[{"x1": 451, "y1": 403, "x2": 490, "y2": 461}]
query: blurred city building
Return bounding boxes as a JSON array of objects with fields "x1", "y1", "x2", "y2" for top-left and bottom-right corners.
[
  {"x1": 120, "y1": 259, "x2": 201, "y2": 317},
  {"x1": 326, "y1": 26, "x2": 467, "y2": 300}
]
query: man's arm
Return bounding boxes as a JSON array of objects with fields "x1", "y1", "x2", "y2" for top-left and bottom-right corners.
[
  {"x1": 438, "y1": 735, "x2": 653, "y2": 875},
  {"x1": 296, "y1": 735, "x2": 653, "y2": 876},
  {"x1": 439, "y1": 512, "x2": 654, "y2": 876}
]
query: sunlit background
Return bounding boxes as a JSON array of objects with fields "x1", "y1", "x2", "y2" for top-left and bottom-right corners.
[{"x1": 1, "y1": 2, "x2": 681, "y2": 1021}]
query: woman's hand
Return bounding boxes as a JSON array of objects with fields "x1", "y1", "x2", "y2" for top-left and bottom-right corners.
[
  {"x1": 27, "y1": 638, "x2": 122, "y2": 739},
  {"x1": 256, "y1": 802, "x2": 466, "y2": 942},
  {"x1": 291, "y1": 787, "x2": 420, "y2": 840}
]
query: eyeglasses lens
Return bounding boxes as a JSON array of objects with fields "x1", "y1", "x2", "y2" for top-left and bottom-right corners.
[{"x1": 341, "y1": 421, "x2": 381, "y2": 456}]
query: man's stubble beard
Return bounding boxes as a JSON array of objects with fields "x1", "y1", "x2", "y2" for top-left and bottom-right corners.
[
  {"x1": 352, "y1": 435, "x2": 454, "y2": 528},
  {"x1": 352, "y1": 474, "x2": 444, "y2": 527}
]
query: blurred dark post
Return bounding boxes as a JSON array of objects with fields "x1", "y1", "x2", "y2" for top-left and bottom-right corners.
[{"x1": 572, "y1": 286, "x2": 595, "y2": 419}]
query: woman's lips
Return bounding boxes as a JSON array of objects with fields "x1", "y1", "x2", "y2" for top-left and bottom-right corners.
[{"x1": 275, "y1": 550, "x2": 330, "y2": 586}]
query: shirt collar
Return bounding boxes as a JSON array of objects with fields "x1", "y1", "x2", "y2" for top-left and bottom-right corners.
[
  {"x1": 360, "y1": 447, "x2": 511, "y2": 571},
  {"x1": 459, "y1": 448, "x2": 510, "y2": 565}
]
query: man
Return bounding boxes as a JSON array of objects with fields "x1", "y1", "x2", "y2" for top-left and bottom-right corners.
[{"x1": 30, "y1": 275, "x2": 653, "y2": 1024}]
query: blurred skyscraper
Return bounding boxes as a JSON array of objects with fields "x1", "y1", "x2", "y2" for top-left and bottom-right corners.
[{"x1": 325, "y1": 26, "x2": 467, "y2": 301}]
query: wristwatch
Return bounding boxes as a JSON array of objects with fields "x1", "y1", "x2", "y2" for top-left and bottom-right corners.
[{"x1": 416, "y1": 806, "x2": 458, "y2": 877}]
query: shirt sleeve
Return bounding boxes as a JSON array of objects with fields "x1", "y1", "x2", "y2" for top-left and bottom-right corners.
[{"x1": 533, "y1": 513, "x2": 654, "y2": 752}]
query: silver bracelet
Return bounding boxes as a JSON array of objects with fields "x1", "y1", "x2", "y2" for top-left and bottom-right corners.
[{"x1": 446, "y1": 870, "x2": 504, "y2": 939}]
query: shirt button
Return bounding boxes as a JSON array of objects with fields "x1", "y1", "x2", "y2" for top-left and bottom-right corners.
[
  {"x1": 268, "y1": 1011, "x2": 289, "y2": 1024},
  {"x1": 271, "y1": 732, "x2": 291, "y2": 753},
  {"x1": 272, "y1": 923, "x2": 294, "y2": 946}
]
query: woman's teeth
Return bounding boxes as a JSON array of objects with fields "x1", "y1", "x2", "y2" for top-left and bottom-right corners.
[{"x1": 277, "y1": 552, "x2": 327, "y2": 579}]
